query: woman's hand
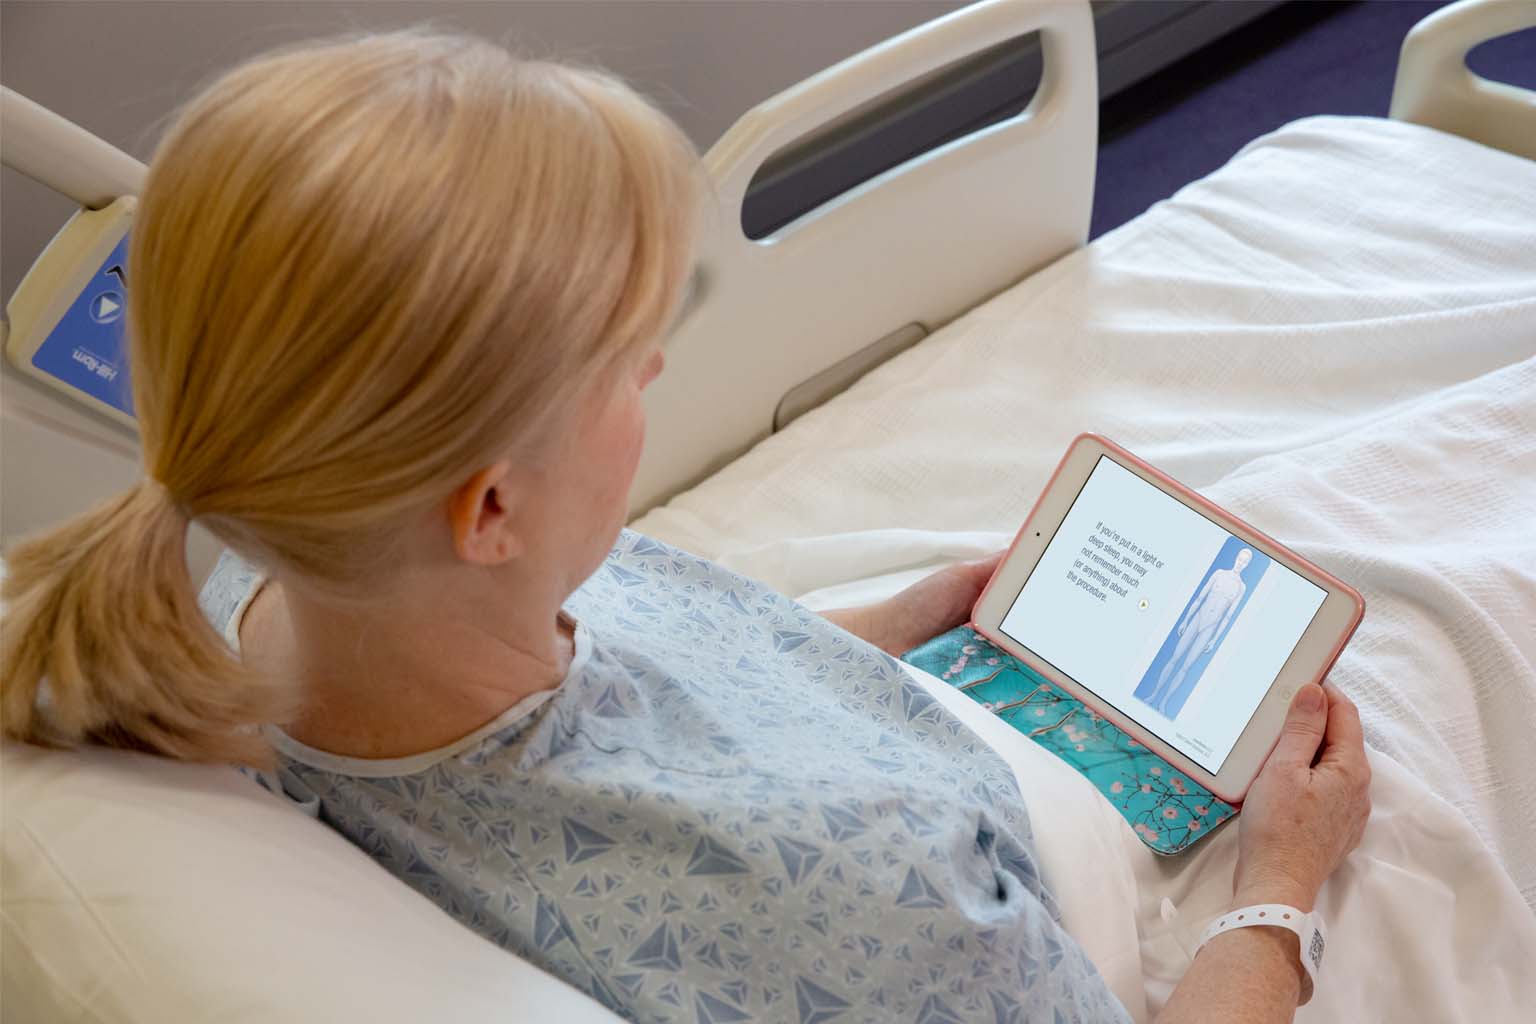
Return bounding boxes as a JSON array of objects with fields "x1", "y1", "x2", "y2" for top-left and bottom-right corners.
[
  {"x1": 1231, "y1": 681, "x2": 1372, "y2": 912},
  {"x1": 821, "y1": 552, "x2": 1003, "y2": 657},
  {"x1": 1157, "y1": 683, "x2": 1371, "y2": 1023}
]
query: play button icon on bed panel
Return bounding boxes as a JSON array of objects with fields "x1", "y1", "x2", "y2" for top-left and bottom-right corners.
[
  {"x1": 89, "y1": 291, "x2": 123, "y2": 324},
  {"x1": 28, "y1": 236, "x2": 135, "y2": 416}
]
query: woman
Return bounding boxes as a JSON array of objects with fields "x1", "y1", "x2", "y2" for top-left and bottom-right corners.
[{"x1": 0, "y1": 32, "x2": 1368, "y2": 1023}]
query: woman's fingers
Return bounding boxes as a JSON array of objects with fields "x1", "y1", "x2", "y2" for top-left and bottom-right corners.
[
  {"x1": 962, "y1": 551, "x2": 1005, "y2": 586},
  {"x1": 1324, "y1": 682, "x2": 1362, "y2": 742},
  {"x1": 1317, "y1": 681, "x2": 1368, "y2": 774},
  {"x1": 1269, "y1": 683, "x2": 1328, "y2": 768}
]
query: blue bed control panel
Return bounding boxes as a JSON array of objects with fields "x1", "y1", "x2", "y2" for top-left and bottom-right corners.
[{"x1": 28, "y1": 235, "x2": 135, "y2": 416}]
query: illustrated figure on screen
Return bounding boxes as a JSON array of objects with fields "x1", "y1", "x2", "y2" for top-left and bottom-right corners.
[{"x1": 1144, "y1": 547, "x2": 1253, "y2": 715}]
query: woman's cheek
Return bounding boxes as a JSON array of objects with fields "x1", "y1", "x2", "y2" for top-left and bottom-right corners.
[
  {"x1": 628, "y1": 389, "x2": 647, "y2": 465},
  {"x1": 596, "y1": 387, "x2": 646, "y2": 499},
  {"x1": 615, "y1": 396, "x2": 646, "y2": 497}
]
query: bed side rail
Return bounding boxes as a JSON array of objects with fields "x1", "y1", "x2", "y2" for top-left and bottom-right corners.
[
  {"x1": 1390, "y1": 0, "x2": 1536, "y2": 160},
  {"x1": 1, "y1": 90, "x2": 147, "y2": 553},
  {"x1": 631, "y1": 0, "x2": 1096, "y2": 517}
]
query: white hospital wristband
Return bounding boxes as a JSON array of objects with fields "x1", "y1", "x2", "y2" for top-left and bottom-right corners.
[{"x1": 1194, "y1": 904, "x2": 1325, "y2": 1005}]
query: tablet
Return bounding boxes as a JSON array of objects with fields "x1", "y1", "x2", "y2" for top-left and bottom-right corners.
[{"x1": 971, "y1": 433, "x2": 1364, "y2": 803}]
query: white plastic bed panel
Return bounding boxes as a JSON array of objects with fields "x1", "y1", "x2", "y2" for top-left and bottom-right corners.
[
  {"x1": 0, "y1": 89, "x2": 146, "y2": 554},
  {"x1": 1390, "y1": 0, "x2": 1536, "y2": 160},
  {"x1": 630, "y1": 0, "x2": 1098, "y2": 516}
]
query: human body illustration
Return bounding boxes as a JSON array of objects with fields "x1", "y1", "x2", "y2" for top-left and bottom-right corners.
[{"x1": 1145, "y1": 548, "x2": 1253, "y2": 715}]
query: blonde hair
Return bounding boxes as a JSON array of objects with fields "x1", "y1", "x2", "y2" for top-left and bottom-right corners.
[{"x1": 1, "y1": 30, "x2": 700, "y2": 764}]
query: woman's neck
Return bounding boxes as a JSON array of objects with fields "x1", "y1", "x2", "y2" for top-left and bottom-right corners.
[{"x1": 244, "y1": 570, "x2": 575, "y2": 759}]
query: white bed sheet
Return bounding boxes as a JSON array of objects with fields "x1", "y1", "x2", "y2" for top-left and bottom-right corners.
[
  {"x1": 635, "y1": 116, "x2": 1536, "y2": 1016},
  {"x1": 784, "y1": 547, "x2": 1536, "y2": 1022}
]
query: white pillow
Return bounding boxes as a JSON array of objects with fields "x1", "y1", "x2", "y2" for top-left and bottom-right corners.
[{"x1": 0, "y1": 741, "x2": 623, "y2": 1023}]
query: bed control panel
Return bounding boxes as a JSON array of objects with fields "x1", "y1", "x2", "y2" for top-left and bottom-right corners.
[{"x1": 3, "y1": 196, "x2": 137, "y2": 427}]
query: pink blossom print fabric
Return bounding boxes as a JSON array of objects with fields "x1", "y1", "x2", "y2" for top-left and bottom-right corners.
[{"x1": 903, "y1": 627, "x2": 1236, "y2": 855}]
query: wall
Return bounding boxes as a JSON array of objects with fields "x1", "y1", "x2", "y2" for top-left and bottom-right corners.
[{"x1": 1, "y1": 0, "x2": 963, "y2": 302}]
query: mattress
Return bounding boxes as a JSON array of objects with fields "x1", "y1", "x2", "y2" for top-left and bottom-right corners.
[{"x1": 635, "y1": 115, "x2": 1536, "y2": 1017}]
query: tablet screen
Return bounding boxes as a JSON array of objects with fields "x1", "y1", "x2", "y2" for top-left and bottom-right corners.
[{"x1": 998, "y1": 456, "x2": 1327, "y2": 773}]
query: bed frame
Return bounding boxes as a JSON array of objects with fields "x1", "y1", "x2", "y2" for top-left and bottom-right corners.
[
  {"x1": 1390, "y1": 0, "x2": 1536, "y2": 163},
  {"x1": 632, "y1": 0, "x2": 1536, "y2": 516},
  {"x1": 1, "y1": 0, "x2": 1532, "y2": 551},
  {"x1": 628, "y1": 0, "x2": 1097, "y2": 515}
]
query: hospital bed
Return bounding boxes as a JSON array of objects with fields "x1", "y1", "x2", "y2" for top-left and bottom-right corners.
[{"x1": 4, "y1": 0, "x2": 1535, "y2": 1020}]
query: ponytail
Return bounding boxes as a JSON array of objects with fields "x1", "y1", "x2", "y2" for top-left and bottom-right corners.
[
  {"x1": 1, "y1": 31, "x2": 698, "y2": 766},
  {"x1": 1, "y1": 481, "x2": 287, "y2": 766}
]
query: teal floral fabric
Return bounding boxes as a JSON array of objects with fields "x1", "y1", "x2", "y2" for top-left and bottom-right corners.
[{"x1": 903, "y1": 627, "x2": 1235, "y2": 855}]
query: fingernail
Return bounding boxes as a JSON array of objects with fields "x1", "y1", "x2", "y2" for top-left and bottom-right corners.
[{"x1": 1297, "y1": 686, "x2": 1324, "y2": 712}]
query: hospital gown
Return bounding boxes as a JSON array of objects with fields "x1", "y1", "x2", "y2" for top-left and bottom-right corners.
[{"x1": 200, "y1": 531, "x2": 1128, "y2": 1023}]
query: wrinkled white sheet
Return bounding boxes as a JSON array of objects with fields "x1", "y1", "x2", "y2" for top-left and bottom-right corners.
[{"x1": 634, "y1": 116, "x2": 1536, "y2": 1017}]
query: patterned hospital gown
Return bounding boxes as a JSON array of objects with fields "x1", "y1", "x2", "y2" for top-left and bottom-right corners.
[{"x1": 200, "y1": 531, "x2": 1129, "y2": 1024}]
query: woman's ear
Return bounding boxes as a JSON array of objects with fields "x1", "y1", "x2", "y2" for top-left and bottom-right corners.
[{"x1": 447, "y1": 460, "x2": 526, "y2": 566}]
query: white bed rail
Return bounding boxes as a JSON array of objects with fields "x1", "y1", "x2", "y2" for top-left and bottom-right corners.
[
  {"x1": 1390, "y1": 0, "x2": 1536, "y2": 160},
  {"x1": 631, "y1": 0, "x2": 1096, "y2": 517},
  {"x1": 0, "y1": 88, "x2": 145, "y2": 208},
  {"x1": 1, "y1": 89, "x2": 147, "y2": 553}
]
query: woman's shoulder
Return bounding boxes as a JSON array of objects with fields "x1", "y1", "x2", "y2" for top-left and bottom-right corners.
[{"x1": 571, "y1": 529, "x2": 786, "y2": 624}]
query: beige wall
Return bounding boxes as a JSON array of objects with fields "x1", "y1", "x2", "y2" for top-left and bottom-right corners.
[{"x1": 1, "y1": 0, "x2": 963, "y2": 301}]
